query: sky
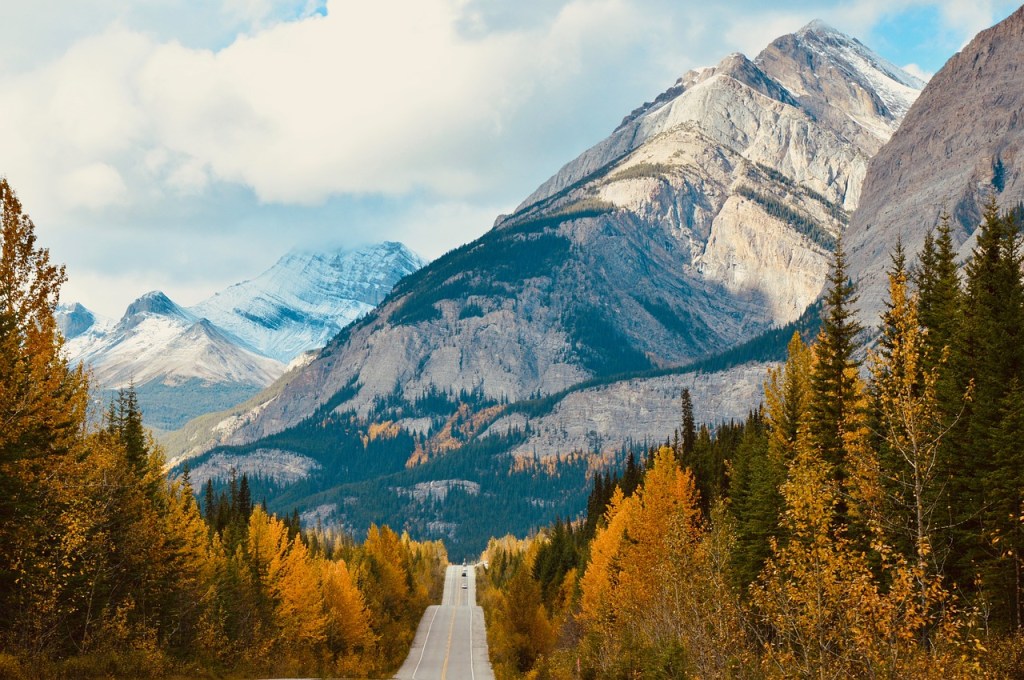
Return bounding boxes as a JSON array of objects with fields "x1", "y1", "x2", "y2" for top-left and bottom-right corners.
[{"x1": 1, "y1": 0, "x2": 1020, "y2": 318}]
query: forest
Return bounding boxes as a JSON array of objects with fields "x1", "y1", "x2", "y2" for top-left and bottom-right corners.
[
  {"x1": 478, "y1": 203, "x2": 1024, "y2": 678},
  {"x1": 7, "y1": 171, "x2": 1024, "y2": 679},
  {"x1": 0, "y1": 179, "x2": 447, "y2": 679}
]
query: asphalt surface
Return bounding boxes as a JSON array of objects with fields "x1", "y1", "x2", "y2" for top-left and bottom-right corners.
[{"x1": 393, "y1": 564, "x2": 495, "y2": 680}]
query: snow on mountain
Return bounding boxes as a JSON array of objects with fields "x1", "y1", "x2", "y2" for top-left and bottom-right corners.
[
  {"x1": 57, "y1": 302, "x2": 113, "y2": 342},
  {"x1": 191, "y1": 241, "x2": 426, "y2": 362},
  {"x1": 71, "y1": 291, "x2": 285, "y2": 389}
]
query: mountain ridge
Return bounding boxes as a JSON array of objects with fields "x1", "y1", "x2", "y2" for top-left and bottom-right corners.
[
  {"x1": 62, "y1": 241, "x2": 425, "y2": 430},
  {"x1": 166, "y1": 21, "x2": 923, "y2": 555},
  {"x1": 847, "y1": 4, "x2": 1024, "y2": 327}
]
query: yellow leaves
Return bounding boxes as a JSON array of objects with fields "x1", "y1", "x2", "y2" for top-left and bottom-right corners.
[
  {"x1": 320, "y1": 558, "x2": 374, "y2": 653},
  {"x1": 577, "y1": 448, "x2": 711, "y2": 668}
]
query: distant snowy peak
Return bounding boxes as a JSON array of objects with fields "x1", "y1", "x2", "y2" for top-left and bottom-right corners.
[
  {"x1": 191, "y1": 241, "x2": 426, "y2": 362},
  {"x1": 68, "y1": 290, "x2": 285, "y2": 389},
  {"x1": 121, "y1": 290, "x2": 193, "y2": 323}
]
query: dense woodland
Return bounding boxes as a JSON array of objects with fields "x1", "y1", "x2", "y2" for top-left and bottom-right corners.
[
  {"x1": 479, "y1": 203, "x2": 1024, "y2": 678},
  {"x1": 0, "y1": 180, "x2": 447, "y2": 678}
]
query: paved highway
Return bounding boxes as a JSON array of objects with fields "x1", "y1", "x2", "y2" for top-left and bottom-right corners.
[{"x1": 393, "y1": 564, "x2": 494, "y2": 680}]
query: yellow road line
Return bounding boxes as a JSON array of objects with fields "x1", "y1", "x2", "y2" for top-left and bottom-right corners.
[{"x1": 440, "y1": 595, "x2": 458, "y2": 679}]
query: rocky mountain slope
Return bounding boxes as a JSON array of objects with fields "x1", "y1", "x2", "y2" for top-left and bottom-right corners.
[
  {"x1": 847, "y1": 5, "x2": 1024, "y2": 326},
  {"x1": 173, "y1": 22, "x2": 922, "y2": 554},
  {"x1": 183, "y1": 21, "x2": 921, "y2": 455},
  {"x1": 63, "y1": 242, "x2": 424, "y2": 430}
]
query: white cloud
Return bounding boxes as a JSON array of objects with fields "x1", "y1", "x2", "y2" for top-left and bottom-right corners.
[
  {"x1": 61, "y1": 163, "x2": 128, "y2": 210},
  {"x1": 901, "y1": 62, "x2": 933, "y2": 81},
  {"x1": 2, "y1": 0, "x2": 1017, "y2": 317}
]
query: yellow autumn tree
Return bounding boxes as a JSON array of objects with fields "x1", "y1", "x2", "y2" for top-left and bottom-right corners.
[
  {"x1": 753, "y1": 336, "x2": 975, "y2": 678},
  {"x1": 320, "y1": 557, "x2": 375, "y2": 662},
  {"x1": 0, "y1": 178, "x2": 90, "y2": 652},
  {"x1": 577, "y1": 447, "x2": 711, "y2": 676},
  {"x1": 245, "y1": 505, "x2": 326, "y2": 669}
]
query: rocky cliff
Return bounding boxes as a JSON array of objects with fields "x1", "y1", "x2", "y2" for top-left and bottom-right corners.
[{"x1": 847, "y1": 5, "x2": 1024, "y2": 326}]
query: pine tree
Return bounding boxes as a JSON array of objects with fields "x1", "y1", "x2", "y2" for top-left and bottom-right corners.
[
  {"x1": 809, "y1": 235, "x2": 864, "y2": 524},
  {"x1": 680, "y1": 388, "x2": 696, "y2": 458},
  {"x1": 949, "y1": 200, "x2": 1024, "y2": 629},
  {"x1": 727, "y1": 411, "x2": 779, "y2": 590},
  {"x1": 915, "y1": 215, "x2": 961, "y2": 371}
]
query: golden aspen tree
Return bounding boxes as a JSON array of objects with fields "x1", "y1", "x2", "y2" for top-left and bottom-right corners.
[
  {"x1": 870, "y1": 266, "x2": 960, "y2": 589},
  {"x1": 271, "y1": 535, "x2": 326, "y2": 668},
  {"x1": 578, "y1": 448, "x2": 705, "y2": 676}
]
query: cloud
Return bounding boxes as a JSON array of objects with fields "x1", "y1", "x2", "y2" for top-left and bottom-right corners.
[
  {"x1": 2, "y1": 0, "x2": 1017, "y2": 318},
  {"x1": 900, "y1": 62, "x2": 933, "y2": 81},
  {"x1": 61, "y1": 163, "x2": 128, "y2": 210}
]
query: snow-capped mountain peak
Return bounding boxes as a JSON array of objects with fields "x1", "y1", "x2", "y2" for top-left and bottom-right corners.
[
  {"x1": 121, "y1": 290, "x2": 193, "y2": 322},
  {"x1": 62, "y1": 241, "x2": 425, "y2": 429},
  {"x1": 191, "y1": 241, "x2": 426, "y2": 362},
  {"x1": 56, "y1": 302, "x2": 111, "y2": 340}
]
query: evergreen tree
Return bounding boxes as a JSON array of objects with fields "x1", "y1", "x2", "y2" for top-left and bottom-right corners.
[
  {"x1": 238, "y1": 473, "x2": 253, "y2": 521},
  {"x1": 809, "y1": 235, "x2": 863, "y2": 524},
  {"x1": 727, "y1": 411, "x2": 779, "y2": 590},
  {"x1": 620, "y1": 451, "x2": 642, "y2": 498},
  {"x1": 680, "y1": 388, "x2": 696, "y2": 458},
  {"x1": 107, "y1": 384, "x2": 148, "y2": 473},
  {"x1": 203, "y1": 478, "x2": 216, "y2": 525},
  {"x1": 950, "y1": 201, "x2": 1024, "y2": 629},
  {"x1": 915, "y1": 215, "x2": 962, "y2": 371}
]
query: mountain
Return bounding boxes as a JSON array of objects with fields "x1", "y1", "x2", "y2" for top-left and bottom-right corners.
[
  {"x1": 191, "y1": 241, "x2": 426, "y2": 363},
  {"x1": 173, "y1": 22, "x2": 922, "y2": 556},
  {"x1": 63, "y1": 242, "x2": 425, "y2": 430},
  {"x1": 848, "y1": 5, "x2": 1024, "y2": 325},
  {"x1": 66, "y1": 291, "x2": 285, "y2": 430},
  {"x1": 57, "y1": 302, "x2": 114, "y2": 345}
]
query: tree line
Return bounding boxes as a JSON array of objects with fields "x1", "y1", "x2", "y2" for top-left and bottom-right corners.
[
  {"x1": 478, "y1": 201, "x2": 1024, "y2": 678},
  {"x1": 0, "y1": 179, "x2": 447, "y2": 679}
]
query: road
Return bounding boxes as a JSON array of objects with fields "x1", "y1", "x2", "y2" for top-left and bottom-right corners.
[{"x1": 393, "y1": 564, "x2": 495, "y2": 680}]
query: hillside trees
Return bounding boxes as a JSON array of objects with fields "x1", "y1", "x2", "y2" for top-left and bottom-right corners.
[
  {"x1": 478, "y1": 225, "x2": 1024, "y2": 678},
  {"x1": 0, "y1": 178, "x2": 445, "y2": 678}
]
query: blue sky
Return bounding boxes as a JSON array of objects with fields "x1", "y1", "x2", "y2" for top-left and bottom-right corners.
[{"x1": 0, "y1": 0, "x2": 1019, "y2": 317}]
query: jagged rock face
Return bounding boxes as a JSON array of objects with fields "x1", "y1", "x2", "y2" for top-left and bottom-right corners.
[
  {"x1": 56, "y1": 302, "x2": 101, "y2": 340},
  {"x1": 186, "y1": 22, "x2": 921, "y2": 455},
  {"x1": 191, "y1": 241, "x2": 426, "y2": 362},
  {"x1": 848, "y1": 5, "x2": 1024, "y2": 327},
  {"x1": 484, "y1": 363, "x2": 770, "y2": 461}
]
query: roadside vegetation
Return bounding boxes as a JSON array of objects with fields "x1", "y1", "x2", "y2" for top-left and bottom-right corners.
[
  {"x1": 0, "y1": 180, "x2": 446, "y2": 679},
  {"x1": 478, "y1": 205, "x2": 1024, "y2": 678}
]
